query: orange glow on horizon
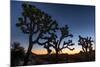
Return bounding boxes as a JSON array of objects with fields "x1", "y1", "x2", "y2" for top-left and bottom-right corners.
[
  {"x1": 32, "y1": 49, "x2": 80, "y2": 55},
  {"x1": 61, "y1": 49, "x2": 80, "y2": 55},
  {"x1": 32, "y1": 49, "x2": 48, "y2": 55}
]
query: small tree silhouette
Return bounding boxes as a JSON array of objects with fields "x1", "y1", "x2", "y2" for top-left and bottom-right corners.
[
  {"x1": 11, "y1": 42, "x2": 25, "y2": 66},
  {"x1": 16, "y1": 3, "x2": 58, "y2": 65},
  {"x1": 78, "y1": 35, "x2": 94, "y2": 53},
  {"x1": 43, "y1": 25, "x2": 74, "y2": 63}
]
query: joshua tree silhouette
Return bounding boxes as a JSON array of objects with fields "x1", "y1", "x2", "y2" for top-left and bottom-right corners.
[
  {"x1": 16, "y1": 3, "x2": 58, "y2": 65},
  {"x1": 43, "y1": 25, "x2": 75, "y2": 63},
  {"x1": 78, "y1": 35, "x2": 94, "y2": 53}
]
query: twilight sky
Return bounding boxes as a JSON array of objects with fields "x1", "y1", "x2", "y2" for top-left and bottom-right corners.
[{"x1": 11, "y1": 1, "x2": 95, "y2": 54}]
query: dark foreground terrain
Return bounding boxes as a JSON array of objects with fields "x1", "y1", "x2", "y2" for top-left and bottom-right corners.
[{"x1": 11, "y1": 50, "x2": 95, "y2": 66}]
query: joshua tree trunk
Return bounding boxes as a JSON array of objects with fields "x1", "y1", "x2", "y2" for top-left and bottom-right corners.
[
  {"x1": 55, "y1": 42, "x2": 59, "y2": 63},
  {"x1": 55, "y1": 37, "x2": 63, "y2": 63},
  {"x1": 23, "y1": 34, "x2": 33, "y2": 65},
  {"x1": 55, "y1": 48, "x2": 59, "y2": 63}
]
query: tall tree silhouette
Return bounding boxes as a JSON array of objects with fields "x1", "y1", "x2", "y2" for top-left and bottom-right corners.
[
  {"x1": 11, "y1": 42, "x2": 25, "y2": 66},
  {"x1": 78, "y1": 35, "x2": 94, "y2": 53},
  {"x1": 16, "y1": 3, "x2": 58, "y2": 65},
  {"x1": 43, "y1": 25, "x2": 74, "y2": 62}
]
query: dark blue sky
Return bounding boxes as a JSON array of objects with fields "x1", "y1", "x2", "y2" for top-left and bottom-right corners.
[{"x1": 11, "y1": 1, "x2": 95, "y2": 52}]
